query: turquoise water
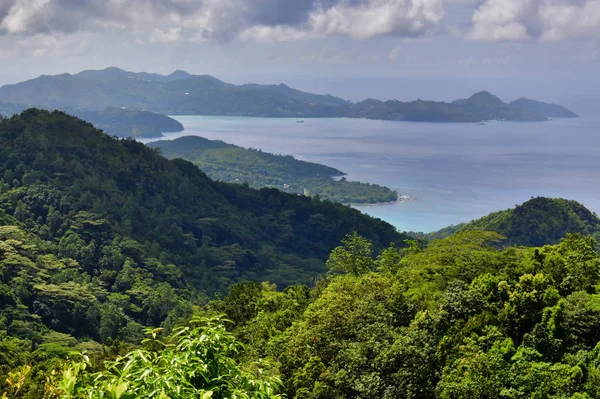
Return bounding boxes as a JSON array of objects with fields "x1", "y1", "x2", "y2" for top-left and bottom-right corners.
[{"x1": 144, "y1": 116, "x2": 600, "y2": 233}]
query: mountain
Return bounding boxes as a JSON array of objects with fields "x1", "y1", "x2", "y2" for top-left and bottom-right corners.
[
  {"x1": 0, "y1": 109, "x2": 408, "y2": 391},
  {"x1": 0, "y1": 68, "x2": 349, "y2": 117},
  {"x1": 0, "y1": 68, "x2": 577, "y2": 122},
  {"x1": 423, "y1": 197, "x2": 600, "y2": 246},
  {"x1": 2, "y1": 111, "x2": 599, "y2": 398},
  {"x1": 509, "y1": 98, "x2": 579, "y2": 118},
  {"x1": 148, "y1": 136, "x2": 399, "y2": 204},
  {"x1": 0, "y1": 101, "x2": 183, "y2": 138},
  {"x1": 0, "y1": 109, "x2": 404, "y2": 290}
]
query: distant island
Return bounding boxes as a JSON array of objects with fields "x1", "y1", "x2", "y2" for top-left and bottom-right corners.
[
  {"x1": 0, "y1": 67, "x2": 578, "y2": 123},
  {"x1": 148, "y1": 135, "x2": 399, "y2": 204},
  {"x1": 0, "y1": 101, "x2": 183, "y2": 138}
]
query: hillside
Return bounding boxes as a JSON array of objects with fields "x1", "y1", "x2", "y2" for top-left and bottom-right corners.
[
  {"x1": 0, "y1": 108, "x2": 406, "y2": 353},
  {"x1": 0, "y1": 108, "x2": 412, "y2": 396},
  {"x1": 0, "y1": 68, "x2": 578, "y2": 122},
  {"x1": 424, "y1": 197, "x2": 600, "y2": 245},
  {"x1": 148, "y1": 136, "x2": 399, "y2": 204},
  {"x1": 0, "y1": 101, "x2": 183, "y2": 138},
  {"x1": 0, "y1": 109, "x2": 404, "y2": 289},
  {"x1": 3, "y1": 111, "x2": 600, "y2": 398}
]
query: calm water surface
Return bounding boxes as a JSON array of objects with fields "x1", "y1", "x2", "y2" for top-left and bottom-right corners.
[{"x1": 144, "y1": 116, "x2": 600, "y2": 233}]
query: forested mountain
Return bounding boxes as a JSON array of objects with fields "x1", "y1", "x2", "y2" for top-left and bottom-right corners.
[
  {"x1": 423, "y1": 197, "x2": 600, "y2": 245},
  {"x1": 2, "y1": 109, "x2": 599, "y2": 399},
  {"x1": 0, "y1": 101, "x2": 183, "y2": 138},
  {"x1": 0, "y1": 68, "x2": 577, "y2": 122},
  {"x1": 0, "y1": 108, "x2": 406, "y2": 397},
  {"x1": 148, "y1": 136, "x2": 398, "y2": 204},
  {"x1": 0, "y1": 109, "x2": 404, "y2": 288}
]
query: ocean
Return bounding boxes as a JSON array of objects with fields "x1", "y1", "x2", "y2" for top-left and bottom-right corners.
[{"x1": 143, "y1": 115, "x2": 600, "y2": 233}]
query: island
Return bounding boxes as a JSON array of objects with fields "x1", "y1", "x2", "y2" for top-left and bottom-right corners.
[
  {"x1": 0, "y1": 101, "x2": 183, "y2": 138},
  {"x1": 147, "y1": 135, "x2": 400, "y2": 204},
  {"x1": 0, "y1": 67, "x2": 578, "y2": 123}
]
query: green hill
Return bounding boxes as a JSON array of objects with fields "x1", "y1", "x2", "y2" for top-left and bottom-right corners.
[
  {"x1": 0, "y1": 68, "x2": 577, "y2": 122},
  {"x1": 148, "y1": 136, "x2": 398, "y2": 204},
  {"x1": 424, "y1": 197, "x2": 600, "y2": 246},
  {"x1": 2, "y1": 111, "x2": 600, "y2": 399},
  {"x1": 0, "y1": 108, "x2": 406, "y2": 342}
]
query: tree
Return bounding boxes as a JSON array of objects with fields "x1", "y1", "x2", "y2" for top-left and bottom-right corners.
[{"x1": 326, "y1": 232, "x2": 374, "y2": 276}]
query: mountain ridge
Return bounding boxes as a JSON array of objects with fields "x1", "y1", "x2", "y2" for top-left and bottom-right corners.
[
  {"x1": 0, "y1": 108, "x2": 405, "y2": 292},
  {"x1": 0, "y1": 68, "x2": 578, "y2": 122}
]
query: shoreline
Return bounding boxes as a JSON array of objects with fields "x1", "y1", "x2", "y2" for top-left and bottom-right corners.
[{"x1": 348, "y1": 193, "x2": 416, "y2": 207}]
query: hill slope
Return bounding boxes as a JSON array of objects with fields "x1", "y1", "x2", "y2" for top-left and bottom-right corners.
[
  {"x1": 424, "y1": 197, "x2": 600, "y2": 246},
  {"x1": 148, "y1": 136, "x2": 398, "y2": 204},
  {"x1": 0, "y1": 68, "x2": 578, "y2": 122},
  {"x1": 0, "y1": 109, "x2": 408, "y2": 382},
  {"x1": 0, "y1": 108, "x2": 405, "y2": 291}
]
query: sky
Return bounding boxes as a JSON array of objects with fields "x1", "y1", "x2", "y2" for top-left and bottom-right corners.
[{"x1": 0, "y1": 0, "x2": 599, "y2": 110}]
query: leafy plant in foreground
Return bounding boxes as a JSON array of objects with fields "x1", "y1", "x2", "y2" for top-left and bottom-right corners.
[{"x1": 40, "y1": 316, "x2": 281, "y2": 399}]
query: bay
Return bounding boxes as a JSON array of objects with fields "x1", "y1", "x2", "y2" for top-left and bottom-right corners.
[{"x1": 143, "y1": 115, "x2": 600, "y2": 233}]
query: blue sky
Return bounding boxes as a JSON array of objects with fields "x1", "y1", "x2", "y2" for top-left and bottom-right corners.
[{"x1": 0, "y1": 0, "x2": 598, "y2": 107}]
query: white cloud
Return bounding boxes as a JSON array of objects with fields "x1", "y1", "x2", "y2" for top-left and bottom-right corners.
[
  {"x1": 0, "y1": 0, "x2": 445, "y2": 42},
  {"x1": 469, "y1": 0, "x2": 600, "y2": 41},
  {"x1": 150, "y1": 27, "x2": 182, "y2": 43},
  {"x1": 308, "y1": 0, "x2": 444, "y2": 39},
  {"x1": 0, "y1": 0, "x2": 50, "y2": 34}
]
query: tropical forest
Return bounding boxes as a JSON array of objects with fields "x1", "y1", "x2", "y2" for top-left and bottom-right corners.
[{"x1": 0, "y1": 108, "x2": 598, "y2": 399}]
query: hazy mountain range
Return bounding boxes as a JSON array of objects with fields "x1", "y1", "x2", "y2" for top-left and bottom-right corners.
[{"x1": 0, "y1": 67, "x2": 577, "y2": 126}]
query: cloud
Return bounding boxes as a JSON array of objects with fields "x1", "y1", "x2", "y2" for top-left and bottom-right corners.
[
  {"x1": 0, "y1": 0, "x2": 445, "y2": 42},
  {"x1": 0, "y1": 31, "x2": 92, "y2": 58},
  {"x1": 468, "y1": 0, "x2": 600, "y2": 41},
  {"x1": 150, "y1": 28, "x2": 182, "y2": 43}
]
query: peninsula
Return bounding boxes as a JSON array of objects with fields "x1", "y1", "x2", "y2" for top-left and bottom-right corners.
[{"x1": 148, "y1": 135, "x2": 399, "y2": 204}]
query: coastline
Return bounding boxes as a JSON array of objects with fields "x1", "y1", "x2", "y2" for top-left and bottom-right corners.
[{"x1": 347, "y1": 192, "x2": 416, "y2": 207}]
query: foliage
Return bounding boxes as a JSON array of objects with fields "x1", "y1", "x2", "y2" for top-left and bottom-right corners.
[
  {"x1": 0, "y1": 109, "x2": 404, "y2": 396},
  {"x1": 217, "y1": 232, "x2": 600, "y2": 399},
  {"x1": 5, "y1": 228, "x2": 600, "y2": 398},
  {"x1": 425, "y1": 197, "x2": 600, "y2": 246},
  {"x1": 326, "y1": 232, "x2": 375, "y2": 276},
  {"x1": 38, "y1": 317, "x2": 281, "y2": 399},
  {"x1": 1, "y1": 108, "x2": 597, "y2": 399}
]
